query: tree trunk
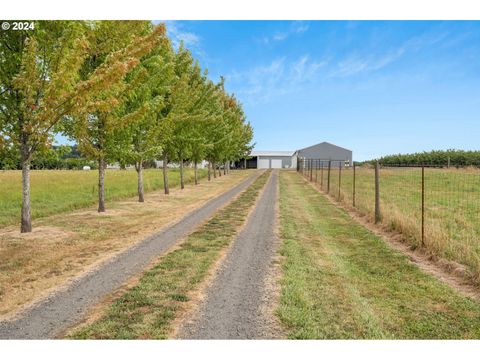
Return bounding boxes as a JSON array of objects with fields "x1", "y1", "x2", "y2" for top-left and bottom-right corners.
[
  {"x1": 224, "y1": 161, "x2": 227, "y2": 175},
  {"x1": 98, "y1": 158, "x2": 106, "y2": 212},
  {"x1": 163, "y1": 155, "x2": 169, "y2": 195},
  {"x1": 194, "y1": 162, "x2": 198, "y2": 185},
  {"x1": 207, "y1": 161, "x2": 211, "y2": 181},
  {"x1": 20, "y1": 152, "x2": 32, "y2": 233},
  {"x1": 213, "y1": 162, "x2": 217, "y2": 178},
  {"x1": 180, "y1": 159, "x2": 184, "y2": 190},
  {"x1": 136, "y1": 160, "x2": 144, "y2": 202},
  {"x1": 218, "y1": 163, "x2": 222, "y2": 177}
]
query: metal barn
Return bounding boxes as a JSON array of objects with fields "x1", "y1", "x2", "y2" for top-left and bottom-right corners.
[{"x1": 293, "y1": 142, "x2": 352, "y2": 167}]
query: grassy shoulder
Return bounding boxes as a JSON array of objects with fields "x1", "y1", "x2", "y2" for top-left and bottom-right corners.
[
  {"x1": 68, "y1": 170, "x2": 271, "y2": 339},
  {"x1": 0, "y1": 170, "x2": 252, "y2": 317},
  {"x1": 277, "y1": 171, "x2": 480, "y2": 339},
  {"x1": 323, "y1": 166, "x2": 480, "y2": 282},
  {"x1": 0, "y1": 168, "x2": 207, "y2": 227}
]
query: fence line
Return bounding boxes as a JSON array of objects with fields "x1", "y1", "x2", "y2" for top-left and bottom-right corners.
[{"x1": 297, "y1": 158, "x2": 480, "y2": 280}]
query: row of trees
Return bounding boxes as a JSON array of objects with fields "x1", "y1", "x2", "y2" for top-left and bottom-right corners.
[
  {"x1": 0, "y1": 21, "x2": 253, "y2": 233},
  {"x1": 369, "y1": 149, "x2": 480, "y2": 167}
]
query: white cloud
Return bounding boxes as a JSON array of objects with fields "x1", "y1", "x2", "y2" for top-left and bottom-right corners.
[
  {"x1": 226, "y1": 54, "x2": 327, "y2": 104},
  {"x1": 164, "y1": 20, "x2": 201, "y2": 49},
  {"x1": 260, "y1": 21, "x2": 310, "y2": 44},
  {"x1": 328, "y1": 30, "x2": 451, "y2": 78},
  {"x1": 293, "y1": 22, "x2": 309, "y2": 34}
]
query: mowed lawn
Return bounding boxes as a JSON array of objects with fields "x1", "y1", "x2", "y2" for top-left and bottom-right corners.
[
  {"x1": 314, "y1": 166, "x2": 480, "y2": 282},
  {"x1": 277, "y1": 171, "x2": 480, "y2": 339},
  {"x1": 0, "y1": 168, "x2": 207, "y2": 227}
]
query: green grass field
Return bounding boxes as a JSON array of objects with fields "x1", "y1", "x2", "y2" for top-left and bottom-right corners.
[
  {"x1": 0, "y1": 168, "x2": 207, "y2": 227},
  {"x1": 308, "y1": 165, "x2": 480, "y2": 282},
  {"x1": 278, "y1": 171, "x2": 480, "y2": 339}
]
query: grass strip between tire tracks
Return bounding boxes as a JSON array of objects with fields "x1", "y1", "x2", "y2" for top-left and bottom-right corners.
[
  {"x1": 69, "y1": 170, "x2": 271, "y2": 339},
  {"x1": 277, "y1": 171, "x2": 480, "y2": 339}
]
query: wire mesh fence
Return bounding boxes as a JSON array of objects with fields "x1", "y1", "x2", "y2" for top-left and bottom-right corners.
[{"x1": 297, "y1": 158, "x2": 480, "y2": 279}]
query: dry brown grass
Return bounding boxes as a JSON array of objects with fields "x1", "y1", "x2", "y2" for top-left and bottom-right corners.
[
  {"x1": 0, "y1": 170, "x2": 254, "y2": 318},
  {"x1": 310, "y1": 166, "x2": 480, "y2": 283},
  {"x1": 304, "y1": 172, "x2": 480, "y2": 296}
]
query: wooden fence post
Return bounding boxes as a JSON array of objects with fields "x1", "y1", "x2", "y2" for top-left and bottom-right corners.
[
  {"x1": 353, "y1": 163, "x2": 356, "y2": 207},
  {"x1": 310, "y1": 159, "x2": 313, "y2": 182},
  {"x1": 327, "y1": 160, "x2": 331, "y2": 193},
  {"x1": 321, "y1": 161, "x2": 324, "y2": 189},
  {"x1": 338, "y1": 162, "x2": 342, "y2": 200},
  {"x1": 421, "y1": 164, "x2": 425, "y2": 246},
  {"x1": 375, "y1": 161, "x2": 381, "y2": 223}
]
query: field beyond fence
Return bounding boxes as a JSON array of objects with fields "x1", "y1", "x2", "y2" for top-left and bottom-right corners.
[
  {"x1": 298, "y1": 159, "x2": 480, "y2": 283},
  {"x1": 0, "y1": 168, "x2": 207, "y2": 227}
]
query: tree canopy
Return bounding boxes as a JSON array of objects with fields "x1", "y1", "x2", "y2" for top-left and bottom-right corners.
[{"x1": 0, "y1": 20, "x2": 254, "y2": 232}]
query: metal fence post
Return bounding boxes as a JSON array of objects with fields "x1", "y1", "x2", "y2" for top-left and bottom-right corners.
[
  {"x1": 338, "y1": 162, "x2": 342, "y2": 200},
  {"x1": 327, "y1": 160, "x2": 331, "y2": 193},
  {"x1": 421, "y1": 164, "x2": 425, "y2": 246},
  {"x1": 375, "y1": 161, "x2": 381, "y2": 223},
  {"x1": 315, "y1": 159, "x2": 318, "y2": 182},
  {"x1": 353, "y1": 163, "x2": 356, "y2": 207}
]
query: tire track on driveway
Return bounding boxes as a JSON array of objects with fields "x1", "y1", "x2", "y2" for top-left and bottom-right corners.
[
  {"x1": 178, "y1": 170, "x2": 282, "y2": 339},
  {"x1": 0, "y1": 171, "x2": 261, "y2": 339}
]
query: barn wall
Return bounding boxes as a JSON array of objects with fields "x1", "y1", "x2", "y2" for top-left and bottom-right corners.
[{"x1": 297, "y1": 143, "x2": 352, "y2": 166}]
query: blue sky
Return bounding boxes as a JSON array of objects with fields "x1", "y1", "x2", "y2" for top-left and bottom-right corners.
[{"x1": 163, "y1": 20, "x2": 480, "y2": 161}]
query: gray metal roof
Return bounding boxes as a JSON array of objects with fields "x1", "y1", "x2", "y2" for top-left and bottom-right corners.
[{"x1": 298, "y1": 141, "x2": 352, "y2": 153}]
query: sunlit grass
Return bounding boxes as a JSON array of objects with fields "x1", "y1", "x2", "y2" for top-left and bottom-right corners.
[
  {"x1": 277, "y1": 171, "x2": 480, "y2": 339},
  {"x1": 0, "y1": 168, "x2": 207, "y2": 227},
  {"x1": 309, "y1": 166, "x2": 480, "y2": 282}
]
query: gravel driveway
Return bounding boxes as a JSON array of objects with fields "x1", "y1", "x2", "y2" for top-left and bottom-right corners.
[
  {"x1": 0, "y1": 172, "x2": 260, "y2": 339},
  {"x1": 178, "y1": 170, "x2": 281, "y2": 339}
]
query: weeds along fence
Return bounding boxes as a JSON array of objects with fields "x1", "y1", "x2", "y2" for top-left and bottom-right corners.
[{"x1": 297, "y1": 158, "x2": 480, "y2": 280}]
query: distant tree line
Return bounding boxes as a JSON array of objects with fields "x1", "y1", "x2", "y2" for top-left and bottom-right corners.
[
  {"x1": 0, "y1": 145, "x2": 97, "y2": 170},
  {"x1": 364, "y1": 149, "x2": 480, "y2": 167}
]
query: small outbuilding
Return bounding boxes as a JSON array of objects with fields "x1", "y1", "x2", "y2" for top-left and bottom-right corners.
[{"x1": 245, "y1": 151, "x2": 295, "y2": 169}]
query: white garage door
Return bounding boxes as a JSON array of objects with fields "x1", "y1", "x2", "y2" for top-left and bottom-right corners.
[
  {"x1": 258, "y1": 158, "x2": 270, "y2": 169},
  {"x1": 271, "y1": 159, "x2": 283, "y2": 169}
]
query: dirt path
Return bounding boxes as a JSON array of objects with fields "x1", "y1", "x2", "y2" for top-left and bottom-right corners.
[
  {"x1": 178, "y1": 170, "x2": 282, "y2": 339},
  {"x1": 0, "y1": 172, "x2": 261, "y2": 339}
]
